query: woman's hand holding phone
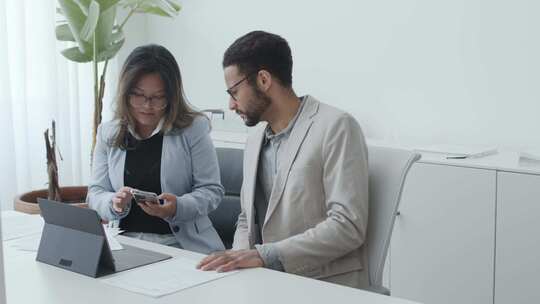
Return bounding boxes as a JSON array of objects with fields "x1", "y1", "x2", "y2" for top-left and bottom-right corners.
[{"x1": 137, "y1": 192, "x2": 177, "y2": 219}]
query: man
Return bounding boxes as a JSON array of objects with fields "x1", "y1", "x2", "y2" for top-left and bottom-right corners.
[{"x1": 197, "y1": 31, "x2": 369, "y2": 289}]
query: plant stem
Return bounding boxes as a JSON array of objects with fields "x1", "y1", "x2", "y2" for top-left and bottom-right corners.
[
  {"x1": 98, "y1": 6, "x2": 136, "y2": 115},
  {"x1": 91, "y1": 7, "x2": 137, "y2": 160},
  {"x1": 91, "y1": 33, "x2": 99, "y2": 161},
  {"x1": 119, "y1": 7, "x2": 136, "y2": 30},
  {"x1": 94, "y1": 6, "x2": 136, "y2": 127}
]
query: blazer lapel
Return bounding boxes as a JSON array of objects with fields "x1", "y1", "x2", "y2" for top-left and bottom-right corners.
[
  {"x1": 263, "y1": 97, "x2": 319, "y2": 228},
  {"x1": 243, "y1": 124, "x2": 266, "y2": 242}
]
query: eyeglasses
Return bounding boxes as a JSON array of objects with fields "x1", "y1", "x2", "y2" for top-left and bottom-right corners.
[
  {"x1": 128, "y1": 92, "x2": 168, "y2": 110},
  {"x1": 226, "y1": 71, "x2": 258, "y2": 101}
]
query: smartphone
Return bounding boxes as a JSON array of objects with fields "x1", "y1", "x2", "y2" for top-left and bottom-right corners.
[{"x1": 130, "y1": 189, "x2": 160, "y2": 204}]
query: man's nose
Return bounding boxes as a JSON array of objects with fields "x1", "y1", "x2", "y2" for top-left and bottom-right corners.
[{"x1": 229, "y1": 98, "x2": 237, "y2": 111}]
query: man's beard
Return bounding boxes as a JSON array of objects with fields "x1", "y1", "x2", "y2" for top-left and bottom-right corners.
[{"x1": 240, "y1": 87, "x2": 271, "y2": 127}]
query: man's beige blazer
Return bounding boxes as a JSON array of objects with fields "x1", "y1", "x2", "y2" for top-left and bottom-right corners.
[{"x1": 233, "y1": 95, "x2": 369, "y2": 288}]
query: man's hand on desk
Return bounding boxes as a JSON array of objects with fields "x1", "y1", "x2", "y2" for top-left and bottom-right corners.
[{"x1": 196, "y1": 249, "x2": 264, "y2": 272}]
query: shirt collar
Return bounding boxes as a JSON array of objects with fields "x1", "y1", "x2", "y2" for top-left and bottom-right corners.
[
  {"x1": 128, "y1": 118, "x2": 165, "y2": 140},
  {"x1": 263, "y1": 97, "x2": 305, "y2": 144}
]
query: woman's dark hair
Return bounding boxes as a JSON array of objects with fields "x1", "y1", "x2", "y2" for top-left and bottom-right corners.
[
  {"x1": 113, "y1": 44, "x2": 202, "y2": 148},
  {"x1": 223, "y1": 31, "x2": 293, "y2": 87}
]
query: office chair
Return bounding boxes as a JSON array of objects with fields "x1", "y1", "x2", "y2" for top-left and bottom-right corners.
[
  {"x1": 209, "y1": 147, "x2": 243, "y2": 249},
  {"x1": 366, "y1": 145, "x2": 420, "y2": 295}
]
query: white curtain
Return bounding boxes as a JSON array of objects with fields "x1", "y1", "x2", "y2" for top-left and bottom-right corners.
[{"x1": 0, "y1": 0, "x2": 118, "y2": 209}]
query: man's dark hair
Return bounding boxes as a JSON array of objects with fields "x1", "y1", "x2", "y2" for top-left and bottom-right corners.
[{"x1": 223, "y1": 31, "x2": 293, "y2": 87}]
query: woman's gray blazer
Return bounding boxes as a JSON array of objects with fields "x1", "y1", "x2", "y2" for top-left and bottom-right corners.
[{"x1": 87, "y1": 116, "x2": 225, "y2": 254}]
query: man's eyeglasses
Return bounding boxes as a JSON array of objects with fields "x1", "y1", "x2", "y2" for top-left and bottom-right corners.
[
  {"x1": 226, "y1": 71, "x2": 258, "y2": 101},
  {"x1": 128, "y1": 92, "x2": 168, "y2": 110}
]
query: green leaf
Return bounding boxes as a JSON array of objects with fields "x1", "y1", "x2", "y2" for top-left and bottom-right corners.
[
  {"x1": 126, "y1": 0, "x2": 180, "y2": 17},
  {"x1": 76, "y1": 0, "x2": 121, "y2": 16},
  {"x1": 94, "y1": 4, "x2": 116, "y2": 53},
  {"x1": 120, "y1": 0, "x2": 141, "y2": 10},
  {"x1": 55, "y1": 24, "x2": 76, "y2": 42},
  {"x1": 111, "y1": 27, "x2": 124, "y2": 43},
  {"x1": 61, "y1": 46, "x2": 93, "y2": 62},
  {"x1": 149, "y1": 0, "x2": 179, "y2": 16},
  {"x1": 80, "y1": 1, "x2": 100, "y2": 42},
  {"x1": 74, "y1": 0, "x2": 92, "y2": 15},
  {"x1": 95, "y1": 0, "x2": 121, "y2": 12},
  {"x1": 57, "y1": 0, "x2": 90, "y2": 54},
  {"x1": 165, "y1": 0, "x2": 181, "y2": 12},
  {"x1": 140, "y1": 7, "x2": 170, "y2": 17},
  {"x1": 97, "y1": 38, "x2": 125, "y2": 61}
]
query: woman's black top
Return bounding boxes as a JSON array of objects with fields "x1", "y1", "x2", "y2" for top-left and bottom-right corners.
[{"x1": 119, "y1": 132, "x2": 172, "y2": 234}]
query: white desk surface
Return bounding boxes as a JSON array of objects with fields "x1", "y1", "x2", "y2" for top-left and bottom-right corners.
[{"x1": 2, "y1": 213, "x2": 419, "y2": 304}]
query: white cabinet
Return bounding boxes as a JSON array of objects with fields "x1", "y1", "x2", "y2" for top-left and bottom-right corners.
[
  {"x1": 390, "y1": 163, "x2": 495, "y2": 304},
  {"x1": 495, "y1": 172, "x2": 540, "y2": 304}
]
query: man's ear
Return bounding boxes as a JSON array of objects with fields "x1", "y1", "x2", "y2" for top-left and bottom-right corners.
[{"x1": 257, "y1": 70, "x2": 272, "y2": 92}]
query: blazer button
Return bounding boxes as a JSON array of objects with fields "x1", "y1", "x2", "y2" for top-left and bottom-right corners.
[{"x1": 172, "y1": 226, "x2": 180, "y2": 233}]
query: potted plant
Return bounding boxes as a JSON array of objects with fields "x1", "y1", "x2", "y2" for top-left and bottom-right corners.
[{"x1": 14, "y1": 0, "x2": 181, "y2": 214}]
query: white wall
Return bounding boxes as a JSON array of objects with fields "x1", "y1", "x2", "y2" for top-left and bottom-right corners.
[{"x1": 124, "y1": 0, "x2": 540, "y2": 150}]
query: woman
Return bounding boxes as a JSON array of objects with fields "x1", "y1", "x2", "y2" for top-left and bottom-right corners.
[{"x1": 87, "y1": 44, "x2": 225, "y2": 254}]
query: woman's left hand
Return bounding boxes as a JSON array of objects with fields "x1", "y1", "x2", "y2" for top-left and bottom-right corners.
[{"x1": 138, "y1": 193, "x2": 177, "y2": 219}]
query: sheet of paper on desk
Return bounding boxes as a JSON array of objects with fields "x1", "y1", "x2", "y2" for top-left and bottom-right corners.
[
  {"x1": 100, "y1": 256, "x2": 238, "y2": 298},
  {"x1": 8, "y1": 233, "x2": 41, "y2": 251},
  {"x1": 1, "y1": 211, "x2": 44, "y2": 241},
  {"x1": 104, "y1": 226, "x2": 123, "y2": 251},
  {"x1": 6, "y1": 224, "x2": 123, "y2": 252}
]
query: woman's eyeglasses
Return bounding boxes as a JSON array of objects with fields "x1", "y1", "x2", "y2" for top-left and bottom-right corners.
[{"x1": 128, "y1": 92, "x2": 168, "y2": 110}]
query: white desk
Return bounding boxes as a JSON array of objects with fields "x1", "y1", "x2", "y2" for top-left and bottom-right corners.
[{"x1": 2, "y1": 213, "x2": 420, "y2": 304}]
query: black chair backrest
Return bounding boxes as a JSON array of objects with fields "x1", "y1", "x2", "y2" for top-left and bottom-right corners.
[{"x1": 209, "y1": 147, "x2": 243, "y2": 249}]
